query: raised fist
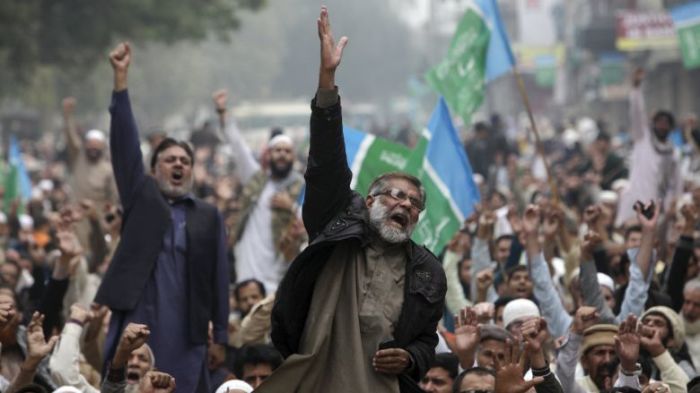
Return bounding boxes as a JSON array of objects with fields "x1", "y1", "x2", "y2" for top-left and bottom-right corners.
[{"x1": 109, "y1": 42, "x2": 131, "y2": 72}]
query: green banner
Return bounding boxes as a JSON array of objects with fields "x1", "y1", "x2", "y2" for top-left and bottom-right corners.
[
  {"x1": 678, "y1": 23, "x2": 700, "y2": 69},
  {"x1": 425, "y1": 9, "x2": 489, "y2": 125}
]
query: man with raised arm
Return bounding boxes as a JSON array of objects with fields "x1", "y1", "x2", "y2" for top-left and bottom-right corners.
[
  {"x1": 212, "y1": 90, "x2": 305, "y2": 293},
  {"x1": 94, "y1": 42, "x2": 229, "y2": 393},
  {"x1": 258, "y1": 7, "x2": 446, "y2": 393},
  {"x1": 616, "y1": 69, "x2": 681, "y2": 225}
]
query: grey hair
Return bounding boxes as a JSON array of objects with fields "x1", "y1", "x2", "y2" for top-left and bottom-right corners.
[
  {"x1": 367, "y1": 172, "x2": 426, "y2": 205},
  {"x1": 685, "y1": 279, "x2": 700, "y2": 294}
]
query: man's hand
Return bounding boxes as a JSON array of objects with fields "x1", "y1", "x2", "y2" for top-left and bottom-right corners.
[
  {"x1": 571, "y1": 306, "x2": 599, "y2": 335},
  {"x1": 80, "y1": 199, "x2": 99, "y2": 222},
  {"x1": 113, "y1": 323, "x2": 150, "y2": 368},
  {"x1": 84, "y1": 303, "x2": 110, "y2": 342},
  {"x1": 634, "y1": 200, "x2": 659, "y2": 232},
  {"x1": 447, "y1": 231, "x2": 470, "y2": 254},
  {"x1": 270, "y1": 191, "x2": 295, "y2": 212},
  {"x1": 473, "y1": 302, "x2": 495, "y2": 324},
  {"x1": 453, "y1": 307, "x2": 481, "y2": 368},
  {"x1": 580, "y1": 231, "x2": 602, "y2": 261},
  {"x1": 681, "y1": 203, "x2": 699, "y2": 235},
  {"x1": 25, "y1": 312, "x2": 59, "y2": 368},
  {"x1": 639, "y1": 325, "x2": 666, "y2": 357},
  {"x1": 615, "y1": 314, "x2": 641, "y2": 372},
  {"x1": 69, "y1": 303, "x2": 93, "y2": 325},
  {"x1": 522, "y1": 205, "x2": 541, "y2": 235},
  {"x1": 494, "y1": 339, "x2": 544, "y2": 393},
  {"x1": 507, "y1": 205, "x2": 523, "y2": 235},
  {"x1": 542, "y1": 208, "x2": 562, "y2": 240},
  {"x1": 212, "y1": 89, "x2": 228, "y2": 113},
  {"x1": 317, "y1": 6, "x2": 348, "y2": 89},
  {"x1": 373, "y1": 348, "x2": 411, "y2": 375},
  {"x1": 140, "y1": 371, "x2": 176, "y2": 393},
  {"x1": 0, "y1": 300, "x2": 16, "y2": 331},
  {"x1": 109, "y1": 42, "x2": 131, "y2": 92},
  {"x1": 520, "y1": 318, "x2": 549, "y2": 354},
  {"x1": 477, "y1": 210, "x2": 496, "y2": 240},
  {"x1": 53, "y1": 229, "x2": 83, "y2": 280},
  {"x1": 62, "y1": 97, "x2": 76, "y2": 117},
  {"x1": 475, "y1": 270, "x2": 494, "y2": 300}
]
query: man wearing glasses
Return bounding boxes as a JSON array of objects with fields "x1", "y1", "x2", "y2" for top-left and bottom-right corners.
[{"x1": 260, "y1": 6, "x2": 446, "y2": 393}]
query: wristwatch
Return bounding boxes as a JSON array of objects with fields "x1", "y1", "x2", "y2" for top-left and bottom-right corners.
[{"x1": 620, "y1": 363, "x2": 642, "y2": 377}]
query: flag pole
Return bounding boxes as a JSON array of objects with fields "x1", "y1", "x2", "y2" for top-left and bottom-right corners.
[{"x1": 512, "y1": 65, "x2": 559, "y2": 205}]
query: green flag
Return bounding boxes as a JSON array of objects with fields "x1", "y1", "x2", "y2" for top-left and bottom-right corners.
[
  {"x1": 671, "y1": 3, "x2": 700, "y2": 70},
  {"x1": 425, "y1": 9, "x2": 489, "y2": 125}
]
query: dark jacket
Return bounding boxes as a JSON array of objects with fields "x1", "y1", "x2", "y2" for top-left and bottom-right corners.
[
  {"x1": 95, "y1": 91, "x2": 229, "y2": 345},
  {"x1": 271, "y1": 95, "x2": 447, "y2": 391}
]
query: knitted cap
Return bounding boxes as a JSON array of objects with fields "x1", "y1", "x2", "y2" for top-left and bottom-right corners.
[
  {"x1": 581, "y1": 324, "x2": 618, "y2": 355},
  {"x1": 642, "y1": 306, "x2": 686, "y2": 351}
]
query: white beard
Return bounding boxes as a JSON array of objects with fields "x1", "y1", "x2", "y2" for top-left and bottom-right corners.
[{"x1": 368, "y1": 200, "x2": 414, "y2": 243}]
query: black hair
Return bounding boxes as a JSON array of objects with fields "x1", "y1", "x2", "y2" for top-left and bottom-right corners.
[
  {"x1": 234, "y1": 279, "x2": 267, "y2": 302},
  {"x1": 430, "y1": 353, "x2": 459, "y2": 380},
  {"x1": 506, "y1": 265, "x2": 528, "y2": 280},
  {"x1": 452, "y1": 367, "x2": 495, "y2": 393},
  {"x1": 494, "y1": 234, "x2": 514, "y2": 247},
  {"x1": 652, "y1": 110, "x2": 676, "y2": 129},
  {"x1": 150, "y1": 137, "x2": 195, "y2": 170},
  {"x1": 494, "y1": 296, "x2": 515, "y2": 310},
  {"x1": 233, "y1": 344, "x2": 283, "y2": 378},
  {"x1": 624, "y1": 225, "x2": 642, "y2": 241}
]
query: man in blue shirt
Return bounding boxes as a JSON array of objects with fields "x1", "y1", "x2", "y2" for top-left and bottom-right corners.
[{"x1": 95, "y1": 42, "x2": 230, "y2": 393}]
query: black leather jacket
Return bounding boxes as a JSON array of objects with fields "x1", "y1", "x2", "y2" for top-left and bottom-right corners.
[{"x1": 271, "y1": 95, "x2": 446, "y2": 390}]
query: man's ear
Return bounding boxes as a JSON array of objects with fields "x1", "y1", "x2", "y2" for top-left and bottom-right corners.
[{"x1": 366, "y1": 195, "x2": 375, "y2": 209}]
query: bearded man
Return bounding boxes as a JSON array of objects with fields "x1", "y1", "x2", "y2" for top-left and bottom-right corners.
[
  {"x1": 215, "y1": 90, "x2": 305, "y2": 293},
  {"x1": 256, "y1": 7, "x2": 446, "y2": 393},
  {"x1": 95, "y1": 42, "x2": 229, "y2": 393}
]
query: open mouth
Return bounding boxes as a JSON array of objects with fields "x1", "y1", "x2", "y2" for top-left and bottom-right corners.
[
  {"x1": 389, "y1": 212, "x2": 408, "y2": 227},
  {"x1": 172, "y1": 170, "x2": 183, "y2": 183},
  {"x1": 126, "y1": 370, "x2": 140, "y2": 383}
]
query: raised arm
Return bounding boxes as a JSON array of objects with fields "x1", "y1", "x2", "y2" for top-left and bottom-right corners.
[
  {"x1": 302, "y1": 6, "x2": 352, "y2": 239},
  {"x1": 214, "y1": 89, "x2": 260, "y2": 184},
  {"x1": 523, "y1": 205, "x2": 572, "y2": 338},
  {"x1": 666, "y1": 204, "x2": 698, "y2": 311},
  {"x1": 108, "y1": 42, "x2": 146, "y2": 210},
  {"x1": 49, "y1": 305, "x2": 100, "y2": 393},
  {"x1": 628, "y1": 68, "x2": 648, "y2": 142},
  {"x1": 62, "y1": 97, "x2": 82, "y2": 165}
]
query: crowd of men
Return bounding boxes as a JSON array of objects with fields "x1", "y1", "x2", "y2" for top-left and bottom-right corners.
[{"x1": 3, "y1": 5, "x2": 700, "y2": 393}]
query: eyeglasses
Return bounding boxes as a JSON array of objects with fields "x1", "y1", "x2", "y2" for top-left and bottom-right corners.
[{"x1": 372, "y1": 187, "x2": 424, "y2": 211}]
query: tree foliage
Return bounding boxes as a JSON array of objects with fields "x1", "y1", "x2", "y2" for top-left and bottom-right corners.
[{"x1": 0, "y1": 0, "x2": 264, "y2": 85}]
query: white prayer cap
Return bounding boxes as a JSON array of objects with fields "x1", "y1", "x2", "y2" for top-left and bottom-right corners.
[
  {"x1": 611, "y1": 179, "x2": 629, "y2": 193},
  {"x1": 53, "y1": 386, "x2": 82, "y2": 393},
  {"x1": 18, "y1": 214, "x2": 33, "y2": 231},
  {"x1": 599, "y1": 190, "x2": 618, "y2": 205},
  {"x1": 268, "y1": 134, "x2": 293, "y2": 148},
  {"x1": 215, "y1": 380, "x2": 254, "y2": 393},
  {"x1": 597, "y1": 273, "x2": 615, "y2": 292},
  {"x1": 473, "y1": 173, "x2": 484, "y2": 186},
  {"x1": 0, "y1": 212, "x2": 7, "y2": 224},
  {"x1": 502, "y1": 299, "x2": 540, "y2": 329},
  {"x1": 38, "y1": 179, "x2": 54, "y2": 192},
  {"x1": 85, "y1": 129, "x2": 106, "y2": 143}
]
